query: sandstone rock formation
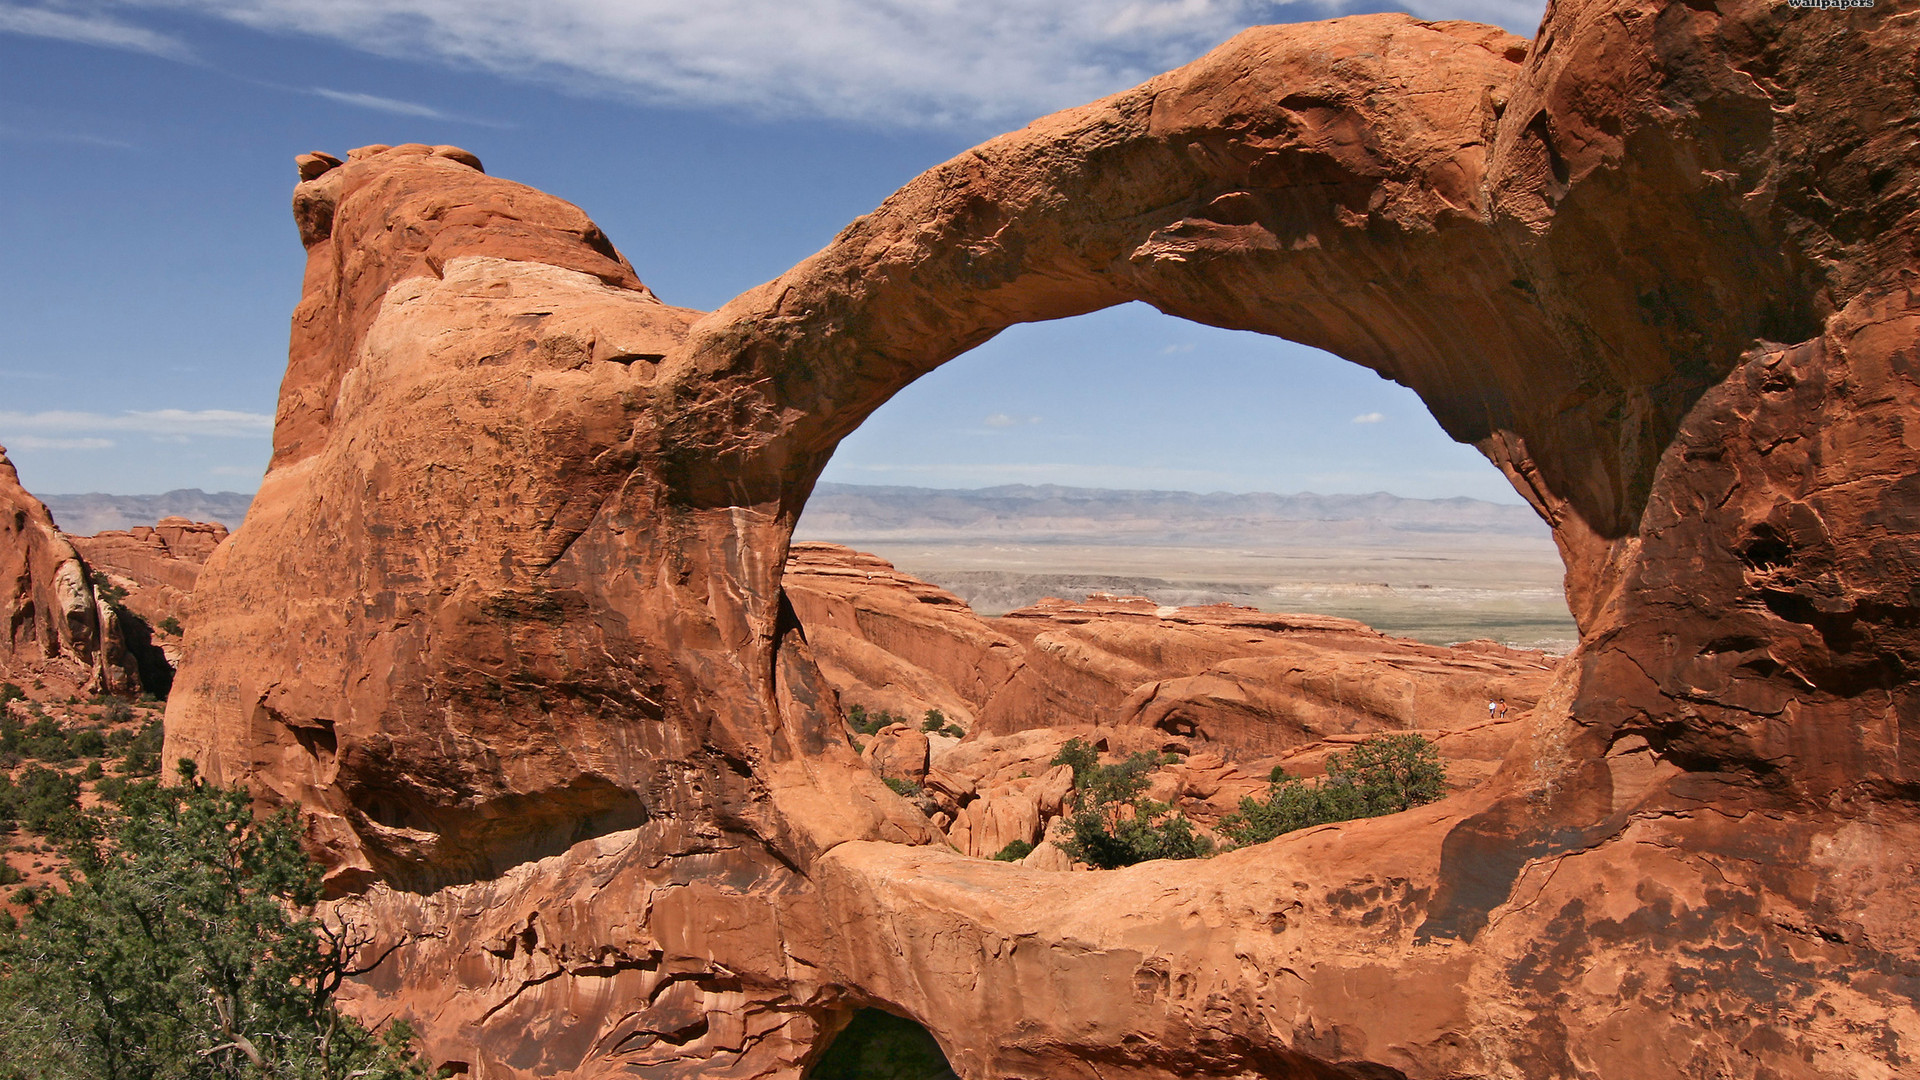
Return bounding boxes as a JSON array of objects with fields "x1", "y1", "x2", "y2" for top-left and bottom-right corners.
[
  {"x1": 164, "y1": 2, "x2": 1920, "y2": 1076},
  {"x1": 70, "y1": 517, "x2": 230, "y2": 677},
  {"x1": 789, "y1": 541, "x2": 1555, "y2": 762},
  {"x1": 0, "y1": 445, "x2": 140, "y2": 698}
]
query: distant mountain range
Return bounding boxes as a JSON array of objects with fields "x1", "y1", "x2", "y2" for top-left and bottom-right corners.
[
  {"x1": 34, "y1": 482, "x2": 1552, "y2": 544},
  {"x1": 794, "y1": 482, "x2": 1549, "y2": 544},
  {"x1": 38, "y1": 490, "x2": 255, "y2": 535}
]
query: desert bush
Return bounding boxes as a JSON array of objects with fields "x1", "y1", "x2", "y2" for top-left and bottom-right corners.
[
  {"x1": 0, "y1": 763, "x2": 440, "y2": 1079},
  {"x1": 882, "y1": 777, "x2": 922, "y2": 798},
  {"x1": 1048, "y1": 738, "x2": 1212, "y2": 869},
  {"x1": 1218, "y1": 734, "x2": 1446, "y2": 848},
  {"x1": 68, "y1": 728, "x2": 107, "y2": 759},
  {"x1": 991, "y1": 840, "x2": 1034, "y2": 862},
  {"x1": 119, "y1": 720, "x2": 164, "y2": 778},
  {"x1": 0, "y1": 767, "x2": 82, "y2": 841}
]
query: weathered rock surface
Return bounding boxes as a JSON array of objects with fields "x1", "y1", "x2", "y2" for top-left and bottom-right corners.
[
  {"x1": 788, "y1": 542, "x2": 1557, "y2": 757},
  {"x1": 165, "y1": 3, "x2": 1920, "y2": 1077},
  {"x1": 70, "y1": 518, "x2": 229, "y2": 670},
  {"x1": 0, "y1": 446, "x2": 140, "y2": 697}
]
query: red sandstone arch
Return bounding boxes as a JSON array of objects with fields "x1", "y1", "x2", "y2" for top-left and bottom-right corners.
[{"x1": 163, "y1": 2, "x2": 1920, "y2": 1076}]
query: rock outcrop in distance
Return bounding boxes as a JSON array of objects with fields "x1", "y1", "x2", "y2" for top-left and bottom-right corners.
[
  {"x1": 793, "y1": 542, "x2": 1549, "y2": 863},
  {"x1": 0, "y1": 445, "x2": 143, "y2": 698},
  {"x1": 163, "y1": 1, "x2": 1920, "y2": 1075},
  {"x1": 70, "y1": 517, "x2": 230, "y2": 685},
  {"x1": 787, "y1": 541, "x2": 1554, "y2": 760}
]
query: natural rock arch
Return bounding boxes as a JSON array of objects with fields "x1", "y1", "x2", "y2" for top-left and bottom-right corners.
[{"x1": 164, "y1": 2, "x2": 1919, "y2": 1077}]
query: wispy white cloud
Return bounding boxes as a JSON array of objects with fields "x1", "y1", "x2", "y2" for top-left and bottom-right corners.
[
  {"x1": 0, "y1": 409, "x2": 273, "y2": 438},
  {"x1": 1351, "y1": 412, "x2": 1384, "y2": 424},
  {"x1": 979, "y1": 413, "x2": 1043, "y2": 431},
  {"x1": 0, "y1": 3, "x2": 191, "y2": 58},
  {"x1": 309, "y1": 87, "x2": 449, "y2": 118},
  {"x1": 0, "y1": 122, "x2": 136, "y2": 149},
  {"x1": 5, "y1": 435, "x2": 116, "y2": 450},
  {"x1": 103, "y1": 0, "x2": 1546, "y2": 128}
]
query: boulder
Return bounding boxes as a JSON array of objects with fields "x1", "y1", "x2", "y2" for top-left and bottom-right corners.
[{"x1": 859, "y1": 723, "x2": 929, "y2": 783}]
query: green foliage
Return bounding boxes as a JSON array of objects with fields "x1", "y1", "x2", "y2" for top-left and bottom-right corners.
[
  {"x1": 0, "y1": 685, "x2": 21, "y2": 705},
  {"x1": 119, "y1": 719, "x2": 164, "y2": 778},
  {"x1": 0, "y1": 864, "x2": 19, "y2": 888},
  {"x1": 158, "y1": 616, "x2": 184, "y2": 637},
  {"x1": 0, "y1": 764, "x2": 436, "y2": 1080},
  {"x1": 811, "y1": 1008, "x2": 957, "y2": 1080},
  {"x1": 68, "y1": 728, "x2": 107, "y2": 759},
  {"x1": 1219, "y1": 734, "x2": 1447, "y2": 848},
  {"x1": 919, "y1": 709, "x2": 946, "y2": 733},
  {"x1": 0, "y1": 766, "x2": 84, "y2": 840},
  {"x1": 0, "y1": 711, "x2": 119, "y2": 765},
  {"x1": 882, "y1": 777, "x2": 922, "y2": 798},
  {"x1": 92, "y1": 581, "x2": 128, "y2": 605},
  {"x1": 846, "y1": 704, "x2": 909, "y2": 738},
  {"x1": 1047, "y1": 738, "x2": 1213, "y2": 869},
  {"x1": 991, "y1": 839, "x2": 1035, "y2": 862}
]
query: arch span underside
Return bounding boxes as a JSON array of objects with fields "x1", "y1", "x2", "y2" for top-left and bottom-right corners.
[{"x1": 164, "y1": 2, "x2": 1920, "y2": 1077}]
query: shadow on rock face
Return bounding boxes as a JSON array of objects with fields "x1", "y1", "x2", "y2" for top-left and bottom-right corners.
[{"x1": 808, "y1": 1009, "x2": 958, "y2": 1080}]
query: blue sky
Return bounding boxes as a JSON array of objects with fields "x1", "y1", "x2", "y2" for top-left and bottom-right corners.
[{"x1": 0, "y1": 0, "x2": 1546, "y2": 501}]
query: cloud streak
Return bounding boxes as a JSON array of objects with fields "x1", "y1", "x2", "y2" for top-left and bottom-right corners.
[
  {"x1": 0, "y1": 3, "x2": 190, "y2": 58},
  {"x1": 103, "y1": 0, "x2": 1546, "y2": 128},
  {"x1": 0, "y1": 409, "x2": 274, "y2": 438},
  {"x1": 4, "y1": 436, "x2": 116, "y2": 451},
  {"x1": 309, "y1": 87, "x2": 450, "y2": 118}
]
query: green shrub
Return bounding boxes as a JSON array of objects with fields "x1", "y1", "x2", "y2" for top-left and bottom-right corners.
[
  {"x1": 68, "y1": 728, "x2": 107, "y2": 759},
  {"x1": 940, "y1": 723, "x2": 966, "y2": 739},
  {"x1": 20, "y1": 716, "x2": 71, "y2": 762},
  {"x1": 0, "y1": 864, "x2": 19, "y2": 887},
  {"x1": 0, "y1": 685, "x2": 21, "y2": 705},
  {"x1": 919, "y1": 709, "x2": 946, "y2": 733},
  {"x1": 991, "y1": 839, "x2": 1035, "y2": 862},
  {"x1": 0, "y1": 764, "x2": 437, "y2": 1079},
  {"x1": 846, "y1": 705, "x2": 909, "y2": 737},
  {"x1": 0, "y1": 767, "x2": 83, "y2": 841},
  {"x1": 119, "y1": 719, "x2": 163, "y2": 777},
  {"x1": 1219, "y1": 734, "x2": 1447, "y2": 848},
  {"x1": 1048, "y1": 738, "x2": 1212, "y2": 869},
  {"x1": 157, "y1": 616, "x2": 183, "y2": 636},
  {"x1": 882, "y1": 777, "x2": 922, "y2": 798}
]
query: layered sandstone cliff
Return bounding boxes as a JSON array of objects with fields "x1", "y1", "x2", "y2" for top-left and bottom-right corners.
[
  {"x1": 163, "y1": 2, "x2": 1920, "y2": 1077},
  {"x1": 0, "y1": 446, "x2": 141, "y2": 697},
  {"x1": 70, "y1": 517, "x2": 229, "y2": 678}
]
